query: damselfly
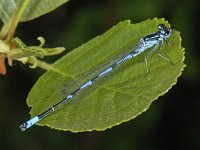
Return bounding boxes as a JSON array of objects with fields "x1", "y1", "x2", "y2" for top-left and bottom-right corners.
[{"x1": 19, "y1": 24, "x2": 174, "y2": 131}]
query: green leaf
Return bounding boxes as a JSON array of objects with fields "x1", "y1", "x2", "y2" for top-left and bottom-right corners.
[
  {"x1": 0, "y1": 0, "x2": 69, "y2": 23},
  {"x1": 27, "y1": 18, "x2": 185, "y2": 132}
]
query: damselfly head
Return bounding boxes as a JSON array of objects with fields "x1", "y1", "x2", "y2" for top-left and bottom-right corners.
[{"x1": 158, "y1": 24, "x2": 172, "y2": 39}]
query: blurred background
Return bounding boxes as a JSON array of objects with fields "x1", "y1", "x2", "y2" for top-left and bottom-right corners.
[{"x1": 0, "y1": 0, "x2": 199, "y2": 149}]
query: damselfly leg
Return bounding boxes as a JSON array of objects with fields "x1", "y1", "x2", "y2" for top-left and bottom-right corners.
[
  {"x1": 165, "y1": 32, "x2": 180, "y2": 46},
  {"x1": 145, "y1": 44, "x2": 158, "y2": 75},
  {"x1": 158, "y1": 33, "x2": 180, "y2": 65},
  {"x1": 157, "y1": 41, "x2": 171, "y2": 63}
]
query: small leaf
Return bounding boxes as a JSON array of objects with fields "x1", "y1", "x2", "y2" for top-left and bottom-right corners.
[
  {"x1": 0, "y1": 40, "x2": 10, "y2": 75},
  {"x1": 0, "y1": 0, "x2": 69, "y2": 23},
  {"x1": 6, "y1": 36, "x2": 65, "y2": 70},
  {"x1": 0, "y1": 54, "x2": 6, "y2": 75},
  {"x1": 27, "y1": 18, "x2": 185, "y2": 132},
  {"x1": 9, "y1": 36, "x2": 65, "y2": 59}
]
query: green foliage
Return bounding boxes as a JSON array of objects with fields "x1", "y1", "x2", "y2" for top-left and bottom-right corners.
[
  {"x1": 6, "y1": 37, "x2": 65, "y2": 68},
  {"x1": 27, "y1": 19, "x2": 185, "y2": 132},
  {"x1": 0, "y1": 0, "x2": 69, "y2": 72},
  {"x1": 0, "y1": 0, "x2": 69, "y2": 23},
  {"x1": 27, "y1": 18, "x2": 185, "y2": 132},
  {"x1": 10, "y1": 37, "x2": 65, "y2": 59}
]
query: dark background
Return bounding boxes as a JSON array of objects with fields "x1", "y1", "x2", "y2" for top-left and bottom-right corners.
[{"x1": 0, "y1": 0, "x2": 199, "y2": 149}]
